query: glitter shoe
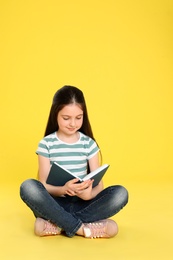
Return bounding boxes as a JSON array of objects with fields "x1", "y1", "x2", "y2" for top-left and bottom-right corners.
[
  {"x1": 83, "y1": 219, "x2": 118, "y2": 238},
  {"x1": 34, "y1": 218, "x2": 62, "y2": 236}
]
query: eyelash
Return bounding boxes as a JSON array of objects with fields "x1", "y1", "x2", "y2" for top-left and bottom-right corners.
[{"x1": 63, "y1": 117, "x2": 82, "y2": 120}]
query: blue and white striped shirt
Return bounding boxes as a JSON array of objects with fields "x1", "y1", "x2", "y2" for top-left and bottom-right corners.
[{"x1": 36, "y1": 131, "x2": 99, "y2": 178}]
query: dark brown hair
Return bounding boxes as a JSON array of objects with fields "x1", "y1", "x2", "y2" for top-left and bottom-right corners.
[
  {"x1": 44, "y1": 86, "x2": 102, "y2": 170},
  {"x1": 44, "y1": 85, "x2": 95, "y2": 142}
]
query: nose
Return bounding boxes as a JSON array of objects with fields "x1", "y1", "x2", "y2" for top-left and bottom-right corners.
[{"x1": 69, "y1": 119, "x2": 75, "y2": 126}]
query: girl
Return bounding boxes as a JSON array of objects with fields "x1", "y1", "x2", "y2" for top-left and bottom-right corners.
[{"x1": 20, "y1": 85, "x2": 128, "y2": 239}]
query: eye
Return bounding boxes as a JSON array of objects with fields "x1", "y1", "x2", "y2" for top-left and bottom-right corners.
[
  {"x1": 63, "y1": 117, "x2": 69, "y2": 120},
  {"x1": 76, "y1": 116, "x2": 83, "y2": 120}
]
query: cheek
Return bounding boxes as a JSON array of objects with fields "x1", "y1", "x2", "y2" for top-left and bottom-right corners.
[
  {"x1": 57, "y1": 118, "x2": 65, "y2": 127},
  {"x1": 79, "y1": 119, "x2": 83, "y2": 127}
]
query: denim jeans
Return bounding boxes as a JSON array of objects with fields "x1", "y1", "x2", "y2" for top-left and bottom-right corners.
[{"x1": 20, "y1": 179, "x2": 128, "y2": 237}]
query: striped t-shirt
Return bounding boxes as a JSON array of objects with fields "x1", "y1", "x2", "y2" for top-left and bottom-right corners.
[{"x1": 36, "y1": 131, "x2": 99, "y2": 178}]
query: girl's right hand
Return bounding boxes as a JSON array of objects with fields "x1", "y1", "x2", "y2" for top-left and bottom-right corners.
[
  {"x1": 64, "y1": 179, "x2": 93, "y2": 197},
  {"x1": 64, "y1": 178, "x2": 80, "y2": 196}
]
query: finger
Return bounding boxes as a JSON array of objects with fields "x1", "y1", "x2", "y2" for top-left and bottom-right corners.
[
  {"x1": 70, "y1": 178, "x2": 80, "y2": 184},
  {"x1": 66, "y1": 189, "x2": 76, "y2": 196},
  {"x1": 75, "y1": 184, "x2": 88, "y2": 191},
  {"x1": 84, "y1": 180, "x2": 93, "y2": 188}
]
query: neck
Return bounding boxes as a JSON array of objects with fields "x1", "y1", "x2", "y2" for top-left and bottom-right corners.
[{"x1": 56, "y1": 131, "x2": 79, "y2": 143}]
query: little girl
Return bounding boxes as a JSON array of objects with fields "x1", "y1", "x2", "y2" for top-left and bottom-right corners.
[{"x1": 20, "y1": 85, "x2": 128, "y2": 239}]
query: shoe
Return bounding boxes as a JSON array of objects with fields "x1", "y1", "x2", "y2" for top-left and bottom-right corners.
[
  {"x1": 83, "y1": 219, "x2": 118, "y2": 238},
  {"x1": 34, "y1": 218, "x2": 62, "y2": 237}
]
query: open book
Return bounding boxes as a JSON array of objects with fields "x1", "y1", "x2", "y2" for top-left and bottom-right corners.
[{"x1": 46, "y1": 162, "x2": 110, "y2": 187}]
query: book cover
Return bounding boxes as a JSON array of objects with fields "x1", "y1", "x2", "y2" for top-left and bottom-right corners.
[{"x1": 46, "y1": 162, "x2": 109, "y2": 187}]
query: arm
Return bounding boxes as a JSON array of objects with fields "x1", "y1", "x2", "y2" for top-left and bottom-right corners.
[
  {"x1": 38, "y1": 155, "x2": 65, "y2": 196},
  {"x1": 37, "y1": 155, "x2": 81, "y2": 197}
]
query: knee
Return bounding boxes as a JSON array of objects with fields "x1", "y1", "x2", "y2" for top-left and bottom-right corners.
[
  {"x1": 112, "y1": 185, "x2": 129, "y2": 206},
  {"x1": 119, "y1": 185, "x2": 128, "y2": 204},
  {"x1": 20, "y1": 179, "x2": 41, "y2": 200}
]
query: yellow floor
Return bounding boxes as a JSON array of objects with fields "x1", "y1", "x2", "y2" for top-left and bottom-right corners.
[{"x1": 0, "y1": 179, "x2": 172, "y2": 260}]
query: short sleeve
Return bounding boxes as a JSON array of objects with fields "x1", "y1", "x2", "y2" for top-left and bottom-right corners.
[
  {"x1": 86, "y1": 138, "x2": 100, "y2": 159},
  {"x1": 36, "y1": 139, "x2": 50, "y2": 158}
]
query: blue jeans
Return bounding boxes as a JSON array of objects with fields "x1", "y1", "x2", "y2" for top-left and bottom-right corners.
[{"x1": 20, "y1": 179, "x2": 128, "y2": 237}]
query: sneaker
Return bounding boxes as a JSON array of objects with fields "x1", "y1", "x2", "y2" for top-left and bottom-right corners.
[
  {"x1": 83, "y1": 219, "x2": 118, "y2": 238},
  {"x1": 34, "y1": 218, "x2": 62, "y2": 237}
]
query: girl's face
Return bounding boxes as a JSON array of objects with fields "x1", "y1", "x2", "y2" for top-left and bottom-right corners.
[{"x1": 57, "y1": 103, "x2": 83, "y2": 136}]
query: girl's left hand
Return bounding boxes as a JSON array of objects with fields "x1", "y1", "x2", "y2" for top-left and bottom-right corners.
[{"x1": 75, "y1": 179, "x2": 94, "y2": 200}]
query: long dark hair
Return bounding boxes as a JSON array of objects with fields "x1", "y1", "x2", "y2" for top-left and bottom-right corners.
[
  {"x1": 44, "y1": 85, "x2": 102, "y2": 170},
  {"x1": 44, "y1": 85, "x2": 95, "y2": 141}
]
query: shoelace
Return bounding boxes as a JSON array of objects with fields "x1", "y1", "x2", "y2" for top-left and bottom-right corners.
[
  {"x1": 44, "y1": 221, "x2": 60, "y2": 235},
  {"x1": 84, "y1": 222, "x2": 106, "y2": 238}
]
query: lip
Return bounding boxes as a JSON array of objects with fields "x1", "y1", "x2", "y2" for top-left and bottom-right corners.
[{"x1": 67, "y1": 128, "x2": 76, "y2": 131}]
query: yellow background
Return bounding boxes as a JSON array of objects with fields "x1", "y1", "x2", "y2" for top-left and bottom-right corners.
[
  {"x1": 0, "y1": 0, "x2": 173, "y2": 184},
  {"x1": 0, "y1": 0, "x2": 173, "y2": 259}
]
